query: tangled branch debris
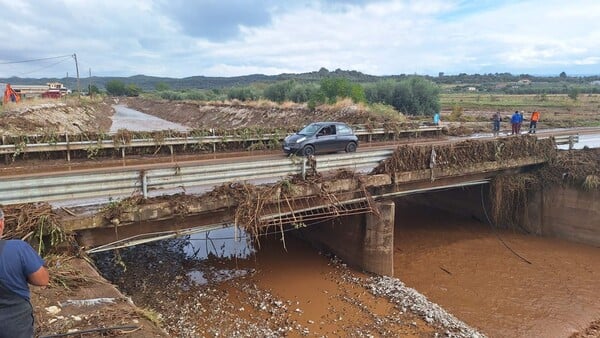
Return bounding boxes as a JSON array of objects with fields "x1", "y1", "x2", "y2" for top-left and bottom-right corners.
[
  {"x1": 489, "y1": 174, "x2": 539, "y2": 229},
  {"x1": 45, "y1": 255, "x2": 103, "y2": 290},
  {"x1": 372, "y1": 136, "x2": 556, "y2": 175},
  {"x1": 488, "y1": 147, "x2": 599, "y2": 228},
  {"x1": 537, "y1": 147, "x2": 600, "y2": 189},
  {"x1": 0, "y1": 203, "x2": 69, "y2": 255}
]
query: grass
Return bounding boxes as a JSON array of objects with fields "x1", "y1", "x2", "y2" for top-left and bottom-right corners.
[
  {"x1": 440, "y1": 93, "x2": 597, "y2": 111},
  {"x1": 440, "y1": 93, "x2": 600, "y2": 128}
]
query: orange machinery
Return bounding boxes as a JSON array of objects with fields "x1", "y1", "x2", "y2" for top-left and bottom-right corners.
[{"x1": 3, "y1": 83, "x2": 21, "y2": 104}]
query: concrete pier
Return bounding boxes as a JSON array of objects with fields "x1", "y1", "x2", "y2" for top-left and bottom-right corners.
[{"x1": 299, "y1": 201, "x2": 395, "y2": 276}]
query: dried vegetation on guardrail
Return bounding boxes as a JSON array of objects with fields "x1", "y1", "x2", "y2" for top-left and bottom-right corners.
[{"x1": 371, "y1": 135, "x2": 556, "y2": 175}]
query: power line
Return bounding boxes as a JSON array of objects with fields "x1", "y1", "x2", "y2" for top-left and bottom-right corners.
[
  {"x1": 0, "y1": 54, "x2": 72, "y2": 65},
  {"x1": 18, "y1": 57, "x2": 72, "y2": 77}
]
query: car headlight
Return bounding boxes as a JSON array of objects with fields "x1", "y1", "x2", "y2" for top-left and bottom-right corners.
[{"x1": 295, "y1": 137, "x2": 306, "y2": 143}]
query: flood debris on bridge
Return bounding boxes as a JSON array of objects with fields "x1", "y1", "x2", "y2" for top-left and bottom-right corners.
[
  {"x1": 489, "y1": 146, "x2": 600, "y2": 230},
  {"x1": 96, "y1": 168, "x2": 379, "y2": 247},
  {"x1": 372, "y1": 135, "x2": 556, "y2": 175}
]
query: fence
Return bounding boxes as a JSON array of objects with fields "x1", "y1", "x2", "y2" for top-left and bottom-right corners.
[{"x1": 0, "y1": 126, "x2": 441, "y2": 161}]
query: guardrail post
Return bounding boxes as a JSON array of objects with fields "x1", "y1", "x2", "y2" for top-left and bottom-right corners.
[
  {"x1": 1, "y1": 135, "x2": 8, "y2": 164},
  {"x1": 65, "y1": 133, "x2": 71, "y2": 162},
  {"x1": 569, "y1": 135, "x2": 574, "y2": 150},
  {"x1": 141, "y1": 170, "x2": 148, "y2": 199},
  {"x1": 212, "y1": 129, "x2": 216, "y2": 153},
  {"x1": 301, "y1": 157, "x2": 307, "y2": 180}
]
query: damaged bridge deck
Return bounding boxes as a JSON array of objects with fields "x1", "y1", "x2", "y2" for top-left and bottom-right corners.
[{"x1": 69, "y1": 150, "x2": 551, "y2": 250}]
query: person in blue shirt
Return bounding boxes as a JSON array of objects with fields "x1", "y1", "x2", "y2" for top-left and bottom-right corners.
[
  {"x1": 0, "y1": 208, "x2": 49, "y2": 338},
  {"x1": 433, "y1": 112, "x2": 440, "y2": 126},
  {"x1": 511, "y1": 111, "x2": 521, "y2": 135}
]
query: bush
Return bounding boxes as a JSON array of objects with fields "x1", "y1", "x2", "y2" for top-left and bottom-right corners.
[
  {"x1": 228, "y1": 87, "x2": 258, "y2": 101},
  {"x1": 365, "y1": 77, "x2": 440, "y2": 116}
]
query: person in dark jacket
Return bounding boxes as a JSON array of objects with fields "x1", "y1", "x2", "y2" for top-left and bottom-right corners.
[
  {"x1": 492, "y1": 112, "x2": 502, "y2": 136},
  {"x1": 0, "y1": 208, "x2": 49, "y2": 338}
]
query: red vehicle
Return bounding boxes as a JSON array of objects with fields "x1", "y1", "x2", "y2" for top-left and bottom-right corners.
[{"x1": 42, "y1": 90, "x2": 62, "y2": 99}]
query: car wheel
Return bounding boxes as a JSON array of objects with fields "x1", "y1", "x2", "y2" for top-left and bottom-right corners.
[
  {"x1": 345, "y1": 142, "x2": 357, "y2": 153},
  {"x1": 302, "y1": 145, "x2": 315, "y2": 156}
]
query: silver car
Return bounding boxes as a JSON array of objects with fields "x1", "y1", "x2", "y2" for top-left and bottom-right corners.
[{"x1": 282, "y1": 122, "x2": 359, "y2": 156}]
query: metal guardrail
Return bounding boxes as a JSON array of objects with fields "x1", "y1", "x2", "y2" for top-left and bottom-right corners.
[
  {"x1": 0, "y1": 150, "x2": 393, "y2": 205},
  {"x1": 540, "y1": 134, "x2": 579, "y2": 149},
  {"x1": 0, "y1": 133, "x2": 580, "y2": 206},
  {"x1": 0, "y1": 126, "x2": 442, "y2": 156}
]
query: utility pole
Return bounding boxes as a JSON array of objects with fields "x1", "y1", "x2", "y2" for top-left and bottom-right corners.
[
  {"x1": 89, "y1": 68, "x2": 92, "y2": 99},
  {"x1": 73, "y1": 53, "x2": 80, "y2": 98}
]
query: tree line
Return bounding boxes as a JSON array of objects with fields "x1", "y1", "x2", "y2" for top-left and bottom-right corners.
[{"x1": 149, "y1": 77, "x2": 440, "y2": 116}]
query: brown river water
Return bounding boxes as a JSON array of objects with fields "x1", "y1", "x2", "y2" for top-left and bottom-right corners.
[
  {"x1": 95, "y1": 201, "x2": 600, "y2": 337},
  {"x1": 393, "y1": 202, "x2": 600, "y2": 337}
]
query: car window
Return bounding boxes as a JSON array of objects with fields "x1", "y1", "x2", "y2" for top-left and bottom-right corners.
[
  {"x1": 298, "y1": 124, "x2": 321, "y2": 135},
  {"x1": 337, "y1": 124, "x2": 352, "y2": 135}
]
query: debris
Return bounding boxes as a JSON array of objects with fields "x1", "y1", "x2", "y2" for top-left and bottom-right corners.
[{"x1": 60, "y1": 298, "x2": 116, "y2": 307}]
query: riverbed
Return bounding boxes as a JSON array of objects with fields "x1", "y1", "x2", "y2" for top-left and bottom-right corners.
[{"x1": 94, "y1": 201, "x2": 600, "y2": 337}]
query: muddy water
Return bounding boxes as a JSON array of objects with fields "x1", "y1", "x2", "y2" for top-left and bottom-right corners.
[
  {"x1": 94, "y1": 203, "x2": 599, "y2": 337},
  {"x1": 394, "y1": 202, "x2": 600, "y2": 337},
  {"x1": 110, "y1": 104, "x2": 189, "y2": 132}
]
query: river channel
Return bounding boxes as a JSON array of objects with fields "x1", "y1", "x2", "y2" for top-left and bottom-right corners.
[
  {"x1": 93, "y1": 198, "x2": 600, "y2": 337},
  {"x1": 94, "y1": 107, "x2": 600, "y2": 336}
]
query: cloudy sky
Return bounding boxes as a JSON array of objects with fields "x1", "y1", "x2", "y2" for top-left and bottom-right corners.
[{"x1": 1, "y1": 0, "x2": 599, "y2": 78}]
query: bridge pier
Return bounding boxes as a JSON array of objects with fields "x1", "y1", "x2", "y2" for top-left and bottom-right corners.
[
  {"x1": 298, "y1": 200, "x2": 394, "y2": 276},
  {"x1": 363, "y1": 201, "x2": 395, "y2": 276}
]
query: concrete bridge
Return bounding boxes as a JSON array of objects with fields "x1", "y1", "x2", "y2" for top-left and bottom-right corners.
[{"x1": 46, "y1": 135, "x2": 560, "y2": 276}]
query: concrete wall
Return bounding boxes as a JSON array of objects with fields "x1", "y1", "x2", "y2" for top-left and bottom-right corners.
[
  {"x1": 298, "y1": 201, "x2": 394, "y2": 276},
  {"x1": 403, "y1": 184, "x2": 599, "y2": 247},
  {"x1": 525, "y1": 186, "x2": 600, "y2": 246}
]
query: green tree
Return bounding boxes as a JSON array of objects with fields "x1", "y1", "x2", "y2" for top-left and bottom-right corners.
[
  {"x1": 155, "y1": 82, "x2": 170, "y2": 91},
  {"x1": 288, "y1": 83, "x2": 319, "y2": 103},
  {"x1": 89, "y1": 85, "x2": 101, "y2": 95},
  {"x1": 228, "y1": 87, "x2": 258, "y2": 101},
  {"x1": 367, "y1": 78, "x2": 440, "y2": 116},
  {"x1": 568, "y1": 87, "x2": 579, "y2": 100},
  {"x1": 264, "y1": 81, "x2": 294, "y2": 103},
  {"x1": 125, "y1": 84, "x2": 141, "y2": 97},
  {"x1": 105, "y1": 80, "x2": 126, "y2": 96},
  {"x1": 319, "y1": 78, "x2": 365, "y2": 103},
  {"x1": 400, "y1": 77, "x2": 440, "y2": 116}
]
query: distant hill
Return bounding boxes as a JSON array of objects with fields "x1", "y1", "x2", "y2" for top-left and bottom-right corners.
[
  {"x1": 1, "y1": 68, "x2": 598, "y2": 92},
  {"x1": 0, "y1": 68, "x2": 381, "y2": 92}
]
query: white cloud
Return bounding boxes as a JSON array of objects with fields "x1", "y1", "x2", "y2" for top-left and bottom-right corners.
[{"x1": 0, "y1": 0, "x2": 599, "y2": 78}]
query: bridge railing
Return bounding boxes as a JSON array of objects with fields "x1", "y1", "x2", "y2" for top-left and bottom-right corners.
[
  {"x1": 548, "y1": 134, "x2": 579, "y2": 149},
  {"x1": 0, "y1": 133, "x2": 580, "y2": 206},
  {"x1": 0, "y1": 150, "x2": 393, "y2": 205},
  {"x1": 0, "y1": 126, "x2": 442, "y2": 157}
]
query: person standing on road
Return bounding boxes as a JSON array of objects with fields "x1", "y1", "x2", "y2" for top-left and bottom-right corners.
[
  {"x1": 517, "y1": 111, "x2": 524, "y2": 134},
  {"x1": 529, "y1": 111, "x2": 540, "y2": 133},
  {"x1": 511, "y1": 111, "x2": 520, "y2": 135},
  {"x1": 0, "y1": 208, "x2": 49, "y2": 338},
  {"x1": 492, "y1": 112, "x2": 502, "y2": 136},
  {"x1": 433, "y1": 112, "x2": 441, "y2": 126}
]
